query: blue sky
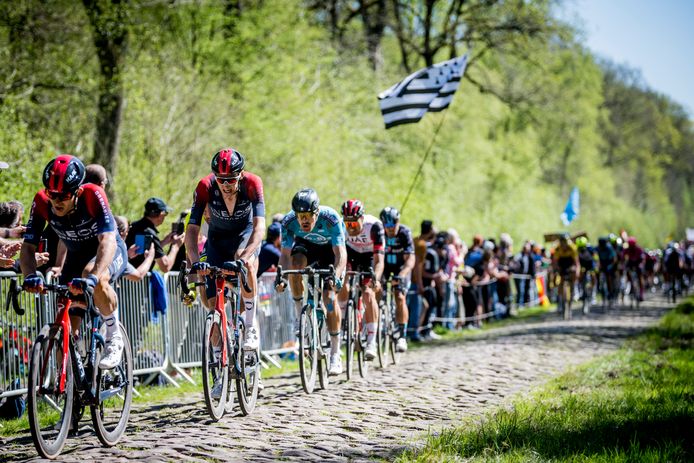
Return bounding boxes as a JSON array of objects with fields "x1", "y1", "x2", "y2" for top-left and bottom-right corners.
[{"x1": 560, "y1": 0, "x2": 694, "y2": 115}]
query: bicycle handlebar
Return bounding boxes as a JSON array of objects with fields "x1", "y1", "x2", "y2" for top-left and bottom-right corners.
[
  {"x1": 274, "y1": 264, "x2": 336, "y2": 289},
  {"x1": 7, "y1": 278, "x2": 96, "y2": 317},
  {"x1": 180, "y1": 260, "x2": 253, "y2": 296}
]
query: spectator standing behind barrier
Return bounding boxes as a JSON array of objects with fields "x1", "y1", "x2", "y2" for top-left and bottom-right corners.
[
  {"x1": 257, "y1": 222, "x2": 281, "y2": 276},
  {"x1": 464, "y1": 235, "x2": 485, "y2": 327},
  {"x1": 514, "y1": 241, "x2": 536, "y2": 306},
  {"x1": 115, "y1": 215, "x2": 155, "y2": 281},
  {"x1": 126, "y1": 197, "x2": 184, "y2": 273},
  {"x1": 0, "y1": 201, "x2": 49, "y2": 270},
  {"x1": 409, "y1": 220, "x2": 435, "y2": 342},
  {"x1": 419, "y1": 234, "x2": 441, "y2": 340}
]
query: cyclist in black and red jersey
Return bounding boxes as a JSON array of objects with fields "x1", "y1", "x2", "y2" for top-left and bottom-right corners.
[
  {"x1": 337, "y1": 199, "x2": 385, "y2": 361},
  {"x1": 19, "y1": 155, "x2": 127, "y2": 369},
  {"x1": 624, "y1": 236, "x2": 645, "y2": 301},
  {"x1": 185, "y1": 148, "x2": 265, "y2": 397},
  {"x1": 379, "y1": 207, "x2": 415, "y2": 353}
]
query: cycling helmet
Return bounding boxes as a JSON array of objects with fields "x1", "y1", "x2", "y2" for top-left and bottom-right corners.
[
  {"x1": 598, "y1": 236, "x2": 608, "y2": 246},
  {"x1": 292, "y1": 188, "x2": 320, "y2": 213},
  {"x1": 341, "y1": 199, "x2": 364, "y2": 220},
  {"x1": 211, "y1": 148, "x2": 245, "y2": 176},
  {"x1": 627, "y1": 236, "x2": 637, "y2": 247},
  {"x1": 42, "y1": 155, "x2": 85, "y2": 194},
  {"x1": 379, "y1": 207, "x2": 400, "y2": 225},
  {"x1": 559, "y1": 233, "x2": 570, "y2": 243},
  {"x1": 575, "y1": 236, "x2": 588, "y2": 249}
]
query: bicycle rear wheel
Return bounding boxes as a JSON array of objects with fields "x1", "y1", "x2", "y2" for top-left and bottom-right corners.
[
  {"x1": 202, "y1": 312, "x2": 229, "y2": 420},
  {"x1": 345, "y1": 299, "x2": 355, "y2": 380},
  {"x1": 236, "y1": 320, "x2": 259, "y2": 415},
  {"x1": 355, "y1": 302, "x2": 368, "y2": 378},
  {"x1": 299, "y1": 305, "x2": 318, "y2": 394},
  {"x1": 28, "y1": 324, "x2": 74, "y2": 459},
  {"x1": 389, "y1": 299, "x2": 400, "y2": 365},
  {"x1": 92, "y1": 322, "x2": 133, "y2": 446},
  {"x1": 376, "y1": 300, "x2": 389, "y2": 369}
]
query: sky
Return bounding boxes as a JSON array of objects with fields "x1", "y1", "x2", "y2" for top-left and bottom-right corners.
[{"x1": 560, "y1": 0, "x2": 694, "y2": 115}]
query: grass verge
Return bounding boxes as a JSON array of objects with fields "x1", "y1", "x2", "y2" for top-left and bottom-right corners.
[{"x1": 398, "y1": 297, "x2": 694, "y2": 462}]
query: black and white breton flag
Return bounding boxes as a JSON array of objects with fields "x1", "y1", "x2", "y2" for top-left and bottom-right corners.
[{"x1": 378, "y1": 54, "x2": 468, "y2": 129}]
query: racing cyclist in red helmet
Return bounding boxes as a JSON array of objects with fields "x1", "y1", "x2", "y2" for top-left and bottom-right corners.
[
  {"x1": 337, "y1": 199, "x2": 385, "y2": 361},
  {"x1": 185, "y1": 148, "x2": 265, "y2": 398},
  {"x1": 20, "y1": 155, "x2": 128, "y2": 370}
]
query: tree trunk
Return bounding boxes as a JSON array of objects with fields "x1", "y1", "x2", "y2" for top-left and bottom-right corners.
[
  {"x1": 82, "y1": 0, "x2": 128, "y2": 195},
  {"x1": 359, "y1": 0, "x2": 386, "y2": 71}
]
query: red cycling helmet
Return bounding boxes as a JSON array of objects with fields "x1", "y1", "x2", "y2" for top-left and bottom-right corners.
[
  {"x1": 211, "y1": 148, "x2": 245, "y2": 176},
  {"x1": 42, "y1": 155, "x2": 85, "y2": 194},
  {"x1": 341, "y1": 199, "x2": 364, "y2": 220}
]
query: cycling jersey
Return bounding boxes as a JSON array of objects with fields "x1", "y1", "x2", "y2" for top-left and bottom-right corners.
[
  {"x1": 281, "y1": 206, "x2": 345, "y2": 248},
  {"x1": 596, "y1": 243, "x2": 616, "y2": 264},
  {"x1": 346, "y1": 214, "x2": 384, "y2": 270},
  {"x1": 578, "y1": 248, "x2": 595, "y2": 271},
  {"x1": 624, "y1": 245, "x2": 644, "y2": 264},
  {"x1": 553, "y1": 243, "x2": 577, "y2": 271},
  {"x1": 188, "y1": 172, "x2": 265, "y2": 237},
  {"x1": 383, "y1": 224, "x2": 414, "y2": 274}
]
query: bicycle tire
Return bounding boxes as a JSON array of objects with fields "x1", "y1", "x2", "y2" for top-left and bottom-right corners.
[
  {"x1": 92, "y1": 322, "x2": 133, "y2": 446},
  {"x1": 345, "y1": 299, "x2": 355, "y2": 380},
  {"x1": 236, "y1": 320, "x2": 259, "y2": 415},
  {"x1": 376, "y1": 300, "x2": 388, "y2": 369},
  {"x1": 317, "y1": 309, "x2": 330, "y2": 390},
  {"x1": 355, "y1": 301, "x2": 368, "y2": 378},
  {"x1": 389, "y1": 298, "x2": 400, "y2": 365},
  {"x1": 202, "y1": 312, "x2": 229, "y2": 420},
  {"x1": 299, "y1": 305, "x2": 318, "y2": 394},
  {"x1": 28, "y1": 324, "x2": 74, "y2": 459}
]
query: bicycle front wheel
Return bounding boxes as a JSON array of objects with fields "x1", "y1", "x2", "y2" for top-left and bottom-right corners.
[
  {"x1": 28, "y1": 324, "x2": 74, "y2": 459},
  {"x1": 377, "y1": 301, "x2": 389, "y2": 369},
  {"x1": 355, "y1": 302, "x2": 368, "y2": 378},
  {"x1": 202, "y1": 312, "x2": 229, "y2": 420},
  {"x1": 299, "y1": 305, "x2": 318, "y2": 394},
  {"x1": 92, "y1": 322, "x2": 133, "y2": 446},
  {"x1": 236, "y1": 320, "x2": 259, "y2": 415},
  {"x1": 345, "y1": 299, "x2": 355, "y2": 380},
  {"x1": 389, "y1": 300, "x2": 400, "y2": 365}
]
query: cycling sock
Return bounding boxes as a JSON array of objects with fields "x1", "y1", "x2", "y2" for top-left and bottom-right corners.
[
  {"x1": 103, "y1": 309, "x2": 119, "y2": 341},
  {"x1": 398, "y1": 324, "x2": 407, "y2": 338},
  {"x1": 366, "y1": 322, "x2": 377, "y2": 343},
  {"x1": 212, "y1": 346, "x2": 222, "y2": 362},
  {"x1": 243, "y1": 296, "x2": 256, "y2": 327},
  {"x1": 330, "y1": 332, "x2": 341, "y2": 355}
]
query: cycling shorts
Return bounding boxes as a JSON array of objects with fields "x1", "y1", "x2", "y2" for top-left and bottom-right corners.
[
  {"x1": 202, "y1": 225, "x2": 257, "y2": 299},
  {"x1": 291, "y1": 236, "x2": 335, "y2": 269},
  {"x1": 556, "y1": 257, "x2": 576, "y2": 271},
  {"x1": 346, "y1": 247, "x2": 373, "y2": 272},
  {"x1": 382, "y1": 266, "x2": 410, "y2": 294}
]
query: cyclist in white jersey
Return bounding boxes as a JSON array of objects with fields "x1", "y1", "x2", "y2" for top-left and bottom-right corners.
[{"x1": 337, "y1": 200, "x2": 385, "y2": 361}]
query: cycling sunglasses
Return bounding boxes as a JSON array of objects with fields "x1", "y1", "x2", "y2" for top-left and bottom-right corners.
[
  {"x1": 296, "y1": 212, "x2": 316, "y2": 221},
  {"x1": 215, "y1": 173, "x2": 242, "y2": 185},
  {"x1": 45, "y1": 189, "x2": 75, "y2": 201},
  {"x1": 344, "y1": 220, "x2": 360, "y2": 230},
  {"x1": 384, "y1": 222, "x2": 397, "y2": 228}
]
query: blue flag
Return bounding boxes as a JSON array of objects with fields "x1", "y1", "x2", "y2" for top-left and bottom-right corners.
[{"x1": 560, "y1": 187, "x2": 579, "y2": 226}]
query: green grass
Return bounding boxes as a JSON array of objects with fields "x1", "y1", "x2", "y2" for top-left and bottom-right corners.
[{"x1": 398, "y1": 297, "x2": 694, "y2": 463}]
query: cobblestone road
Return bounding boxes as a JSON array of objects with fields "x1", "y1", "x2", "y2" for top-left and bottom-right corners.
[{"x1": 1, "y1": 300, "x2": 668, "y2": 462}]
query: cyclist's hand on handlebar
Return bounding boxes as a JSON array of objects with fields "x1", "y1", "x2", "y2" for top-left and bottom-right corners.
[
  {"x1": 326, "y1": 275, "x2": 343, "y2": 291},
  {"x1": 69, "y1": 274, "x2": 98, "y2": 294},
  {"x1": 275, "y1": 278, "x2": 288, "y2": 293},
  {"x1": 22, "y1": 273, "x2": 45, "y2": 293},
  {"x1": 191, "y1": 261, "x2": 210, "y2": 275},
  {"x1": 221, "y1": 259, "x2": 245, "y2": 274}
]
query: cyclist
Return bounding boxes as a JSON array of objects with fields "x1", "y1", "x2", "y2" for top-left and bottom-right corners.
[
  {"x1": 278, "y1": 189, "x2": 347, "y2": 375},
  {"x1": 596, "y1": 236, "x2": 618, "y2": 301},
  {"x1": 185, "y1": 149, "x2": 266, "y2": 393},
  {"x1": 19, "y1": 155, "x2": 127, "y2": 369},
  {"x1": 576, "y1": 237, "x2": 596, "y2": 303},
  {"x1": 623, "y1": 236, "x2": 645, "y2": 301},
  {"x1": 337, "y1": 199, "x2": 385, "y2": 361},
  {"x1": 551, "y1": 233, "x2": 579, "y2": 304},
  {"x1": 379, "y1": 207, "x2": 415, "y2": 353}
]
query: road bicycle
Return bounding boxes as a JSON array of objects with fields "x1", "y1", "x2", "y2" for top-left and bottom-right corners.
[
  {"x1": 274, "y1": 264, "x2": 333, "y2": 394},
  {"x1": 179, "y1": 260, "x2": 259, "y2": 420},
  {"x1": 343, "y1": 268, "x2": 373, "y2": 380},
  {"x1": 377, "y1": 275, "x2": 404, "y2": 368},
  {"x1": 7, "y1": 277, "x2": 133, "y2": 459},
  {"x1": 555, "y1": 268, "x2": 574, "y2": 320}
]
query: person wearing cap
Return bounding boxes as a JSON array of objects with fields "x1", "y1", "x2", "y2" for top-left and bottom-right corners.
[
  {"x1": 126, "y1": 197, "x2": 184, "y2": 273},
  {"x1": 257, "y1": 222, "x2": 282, "y2": 276}
]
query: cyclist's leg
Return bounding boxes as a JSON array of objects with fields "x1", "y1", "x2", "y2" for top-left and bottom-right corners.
[{"x1": 235, "y1": 228, "x2": 261, "y2": 349}]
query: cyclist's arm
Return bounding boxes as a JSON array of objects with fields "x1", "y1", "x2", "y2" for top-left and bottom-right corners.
[
  {"x1": 373, "y1": 252, "x2": 384, "y2": 281},
  {"x1": 238, "y1": 216, "x2": 265, "y2": 262},
  {"x1": 185, "y1": 224, "x2": 201, "y2": 265},
  {"x1": 52, "y1": 240, "x2": 67, "y2": 273},
  {"x1": 399, "y1": 252, "x2": 415, "y2": 278},
  {"x1": 279, "y1": 246, "x2": 292, "y2": 269},
  {"x1": 333, "y1": 244, "x2": 347, "y2": 278},
  {"x1": 92, "y1": 231, "x2": 117, "y2": 280}
]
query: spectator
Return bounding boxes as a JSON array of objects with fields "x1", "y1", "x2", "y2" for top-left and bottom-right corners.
[
  {"x1": 271, "y1": 213, "x2": 284, "y2": 223},
  {"x1": 171, "y1": 210, "x2": 191, "y2": 272},
  {"x1": 84, "y1": 163, "x2": 108, "y2": 188},
  {"x1": 514, "y1": 240, "x2": 536, "y2": 306},
  {"x1": 115, "y1": 215, "x2": 155, "y2": 281},
  {"x1": 410, "y1": 219, "x2": 435, "y2": 341},
  {"x1": 258, "y1": 222, "x2": 281, "y2": 276},
  {"x1": 0, "y1": 200, "x2": 26, "y2": 241},
  {"x1": 420, "y1": 232, "x2": 444, "y2": 340},
  {"x1": 126, "y1": 197, "x2": 184, "y2": 273}
]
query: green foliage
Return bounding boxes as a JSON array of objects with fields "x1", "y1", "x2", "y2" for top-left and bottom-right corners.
[
  {"x1": 0, "y1": 0, "x2": 692, "y2": 245},
  {"x1": 397, "y1": 297, "x2": 694, "y2": 462}
]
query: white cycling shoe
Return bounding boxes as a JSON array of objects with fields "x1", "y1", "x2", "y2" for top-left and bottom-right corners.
[
  {"x1": 364, "y1": 340, "x2": 377, "y2": 361},
  {"x1": 244, "y1": 326, "x2": 260, "y2": 351},
  {"x1": 396, "y1": 337, "x2": 408, "y2": 353},
  {"x1": 99, "y1": 332, "x2": 124, "y2": 370},
  {"x1": 328, "y1": 353, "x2": 343, "y2": 376}
]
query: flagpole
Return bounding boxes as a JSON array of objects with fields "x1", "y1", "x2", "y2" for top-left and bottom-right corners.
[{"x1": 399, "y1": 110, "x2": 448, "y2": 214}]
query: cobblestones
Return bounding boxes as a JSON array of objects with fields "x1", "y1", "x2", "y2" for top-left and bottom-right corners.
[{"x1": 0, "y1": 301, "x2": 668, "y2": 462}]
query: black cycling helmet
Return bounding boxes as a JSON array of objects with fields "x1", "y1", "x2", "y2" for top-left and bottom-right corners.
[
  {"x1": 211, "y1": 148, "x2": 245, "y2": 176},
  {"x1": 598, "y1": 236, "x2": 608, "y2": 246},
  {"x1": 292, "y1": 188, "x2": 320, "y2": 213},
  {"x1": 380, "y1": 206, "x2": 400, "y2": 225},
  {"x1": 42, "y1": 155, "x2": 85, "y2": 194}
]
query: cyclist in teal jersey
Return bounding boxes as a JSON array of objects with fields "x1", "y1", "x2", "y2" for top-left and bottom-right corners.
[{"x1": 279, "y1": 189, "x2": 347, "y2": 375}]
